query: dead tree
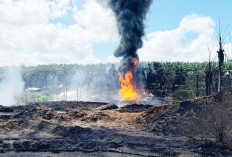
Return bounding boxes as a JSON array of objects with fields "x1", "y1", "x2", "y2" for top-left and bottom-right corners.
[
  {"x1": 217, "y1": 36, "x2": 224, "y2": 92},
  {"x1": 216, "y1": 20, "x2": 229, "y2": 93}
]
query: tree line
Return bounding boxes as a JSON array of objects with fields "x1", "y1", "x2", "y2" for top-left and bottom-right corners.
[{"x1": 0, "y1": 61, "x2": 231, "y2": 100}]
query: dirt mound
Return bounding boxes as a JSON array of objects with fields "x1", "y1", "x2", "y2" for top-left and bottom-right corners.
[
  {"x1": 119, "y1": 104, "x2": 153, "y2": 113},
  {"x1": 0, "y1": 105, "x2": 13, "y2": 112},
  {"x1": 135, "y1": 105, "x2": 174, "y2": 129},
  {"x1": 32, "y1": 101, "x2": 108, "y2": 111},
  {"x1": 53, "y1": 125, "x2": 92, "y2": 138},
  {"x1": 0, "y1": 119, "x2": 30, "y2": 133},
  {"x1": 12, "y1": 106, "x2": 60, "y2": 121},
  {"x1": 148, "y1": 92, "x2": 232, "y2": 137},
  {"x1": 96, "y1": 104, "x2": 118, "y2": 111}
]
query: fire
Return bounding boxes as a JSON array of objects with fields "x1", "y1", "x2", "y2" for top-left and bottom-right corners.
[
  {"x1": 120, "y1": 71, "x2": 138, "y2": 101},
  {"x1": 144, "y1": 91, "x2": 148, "y2": 95},
  {"x1": 131, "y1": 58, "x2": 139, "y2": 66},
  {"x1": 119, "y1": 58, "x2": 139, "y2": 101},
  {"x1": 144, "y1": 90, "x2": 155, "y2": 97}
]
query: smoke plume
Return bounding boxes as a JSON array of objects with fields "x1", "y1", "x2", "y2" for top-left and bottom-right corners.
[
  {"x1": 109, "y1": 0, "x2": 152, "y2": 72},
  {"x1": 0, "y1": 67, "x2": 25, "y2": 106}
]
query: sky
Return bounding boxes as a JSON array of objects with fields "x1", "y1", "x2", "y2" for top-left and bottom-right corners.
[{"x1": 0, "y1": 0, "x2": 231, "y2": 66}]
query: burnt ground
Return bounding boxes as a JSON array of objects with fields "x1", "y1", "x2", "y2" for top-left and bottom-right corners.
[{"x1": 1, "y1": 93, "x2": 232, "y2": 156}]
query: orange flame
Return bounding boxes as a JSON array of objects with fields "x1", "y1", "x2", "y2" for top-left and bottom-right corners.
[
  {"x1": 131, "y1": 58, "x2": 139, "y2": 66},
  {"x1": 119, "y1": 58, "x2": 139, "y2": 101},
  {"x1": 144, "y1": 90, "x2": 155, "y2": 97},
  {"x1": 120, "y1": 71, "x2": 138, "y2": 101}
]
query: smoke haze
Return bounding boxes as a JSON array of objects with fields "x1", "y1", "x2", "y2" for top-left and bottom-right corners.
[
  {"x1": 52, "y1": 64, "x2": 121, "y2": 103},
  {"x1": 0, "y1": 67, "x2": 25, "y2": 106}
]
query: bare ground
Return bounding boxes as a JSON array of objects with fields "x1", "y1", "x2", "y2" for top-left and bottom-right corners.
[{"x1": 0, "y1": 93, "x2": 232, "y2": 156}]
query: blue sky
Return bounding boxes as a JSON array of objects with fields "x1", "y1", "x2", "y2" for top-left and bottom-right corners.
[
  {"x1": 93, "y1": 0, "x2": 232, "y2": 61},
  {"x1": 147, "y1": 0, "x2": 232, "y2": 33},
  {"x1": 0, "y1": 0, "x2": 231, "y2": 65}
]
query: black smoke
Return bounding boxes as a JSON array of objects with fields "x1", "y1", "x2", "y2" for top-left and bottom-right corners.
[{"x1": 109, "y1": 0, "x2": 153, "y2": 72}]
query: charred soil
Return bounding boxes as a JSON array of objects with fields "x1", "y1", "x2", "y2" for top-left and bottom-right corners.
[{"x1": 1, "y1": 93, "x2": 232, "y2": 156}]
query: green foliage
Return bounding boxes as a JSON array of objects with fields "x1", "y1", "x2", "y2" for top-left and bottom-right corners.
[
  {"x1": 18, "y1": 61, "x2": 232, "y2": 93},
  {"x1": 21, "y1": 91, "x2": 53, "y2": 103},
  {"x1": 1, "y1": 61, "x2": 232, "y2": 101}
]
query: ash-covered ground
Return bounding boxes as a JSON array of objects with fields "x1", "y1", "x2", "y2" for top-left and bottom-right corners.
[{"x1": 0, "y1": 92, "x2": 232, "y2": 156}]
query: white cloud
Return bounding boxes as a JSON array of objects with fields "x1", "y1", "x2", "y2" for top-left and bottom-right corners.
[
  {"x1": 49, "y1": 0, "x2": 71, "y2": 19},
  {"x1": 0, "y1": 0, "x2": 118, "y2": 66},
  {"x1": 73, "y1": 0, "x2": 118, "y2": 43},
  {"x1": 0, "y1": 0, "x2": 50, "y2": 25},
  {"x1": 138, "y1": 14, "x2": 219, "y2": 62},
  {"x1": 0, "y1": 1, "x2": 229, "y2": 66}
]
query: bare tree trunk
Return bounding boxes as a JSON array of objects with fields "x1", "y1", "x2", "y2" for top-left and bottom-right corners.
[
  {"x1": 218, "y1": 62, "x2": 222, "y2": 92},
  {"x1": 217, "y1": 36, "x2": 224, "y2": 93},
  {"x1": 196, "y1": 74, "x2": 199, "y2": 97}
]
